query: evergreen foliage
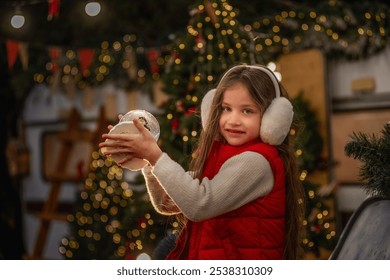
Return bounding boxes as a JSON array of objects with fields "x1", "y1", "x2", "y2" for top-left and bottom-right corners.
[
  {"x1": 344, "y1": 122, "x2": 390, "y2": 197},
  {"x1": 292, "y1": 93, "x2": 324, "y2": 172},
  {"x1": 60, "y1": 151, "x2": 166, "y2": 259},
  {"x1": 157, "y1": 0, "x2": 263, "y2": 167},
  {"x1": 292, "y1": 94, "x2": 337, "y2": 257}
]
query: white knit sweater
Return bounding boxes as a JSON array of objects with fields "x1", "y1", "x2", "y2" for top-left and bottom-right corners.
[{"x1": 142, "y1": 151, "x2": 274, "y2": 222}]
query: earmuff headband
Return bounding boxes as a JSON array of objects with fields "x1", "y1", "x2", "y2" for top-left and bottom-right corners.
[{"x1": 218, "y1": 65, "x2": 281, "y2": 98}]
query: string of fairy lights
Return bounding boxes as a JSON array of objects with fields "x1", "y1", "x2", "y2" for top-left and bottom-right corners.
[
  {"x1": 59, "y1": 151, "x2": 165, "y2": 259},
  {"x1": 28, "y1": 1, "x2": 388, "y2": 91},
  {"x1": 33, "y1": 33, "x2": 156, "y2": 90},
  {"x1": 248, "y1": 2, "x2": 388, "y2": 60}
]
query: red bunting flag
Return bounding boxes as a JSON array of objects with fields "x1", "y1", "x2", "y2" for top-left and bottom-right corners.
[
  {"x1": 6, "y1": 40, "x2": 19, "y2": 69},
  {"x1": 78, "y1": 48, "x2": 95, "y2": 75},
  {"x1": 48, "y1": 0, "x2": 61, "y2": 20}
]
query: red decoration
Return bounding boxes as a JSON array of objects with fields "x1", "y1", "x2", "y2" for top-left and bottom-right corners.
[
  {"x1": 49, "y1": 47, "x2": 61, "y2": 73},
  {"x1": 195, "y1": 35, "x2": 204, "y2": 43},
  {"x1": 147, "y1": 49, "x2": 160, "y2": 74},
  {"x1": 171, "y1": 119, "x2": 179, "y2": 132},
  {"x1": 175, "y1": 100, "x2": 185, "y2": 112},
  {"x1": 48, "y1": 0, "x2": 61, "y2": 20},
  {"x1": 124, "y1": 241, "x2": 134, "y2": 260},
  {"x1": 78, "y1": 48, "x2": 95, "y2": 75},
  {"x1": 186, "y1": 106, "x2": 197, "y2": 116},
  {"x1": 6, "y1": 40, "x2": 19, "y2": 69}
]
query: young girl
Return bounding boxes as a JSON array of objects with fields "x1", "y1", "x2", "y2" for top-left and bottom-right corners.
[{"x1": 99, "y1": 64, "x2": 305, "y2": 260}]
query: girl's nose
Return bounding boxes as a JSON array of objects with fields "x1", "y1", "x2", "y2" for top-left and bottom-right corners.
[{"x1": 227, "y1": 111, "x2": 241, "y2": 125}]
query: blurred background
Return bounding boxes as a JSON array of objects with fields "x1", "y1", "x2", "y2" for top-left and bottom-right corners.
[{"x1": 1, "y1": 0, "x2": 389, "y2": 260}]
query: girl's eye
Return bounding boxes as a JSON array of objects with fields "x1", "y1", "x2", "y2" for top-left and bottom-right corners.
[
  {"x1": 243, "y1": 109, "x2": 253, "y2": 114},
  {"x1": 222, "y1": 106, "x2": 231, "y2": 112}
]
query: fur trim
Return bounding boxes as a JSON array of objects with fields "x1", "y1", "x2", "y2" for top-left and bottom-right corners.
[
  {"x1": 260, "y1": 97, "x2": 293, "y2": 145},
  {"x1": 201, "y1": 89, "x2": 216, "y2": 130}
]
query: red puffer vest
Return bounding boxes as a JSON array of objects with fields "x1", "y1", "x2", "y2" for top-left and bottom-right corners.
[{"x1": 166, "y1": 139, "x2": 286, "y2": 260}]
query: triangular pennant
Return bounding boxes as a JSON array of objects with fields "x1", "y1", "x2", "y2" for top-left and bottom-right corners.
[
  {"x1": 78, "y1": 48, "x2": 95, "y2": 75},
  {"x1": 48, "y1": 0, "x2": 61, "y2": 20},
  {"x1": 6, "y1": 40, "x2": 19, "y2": 69}
]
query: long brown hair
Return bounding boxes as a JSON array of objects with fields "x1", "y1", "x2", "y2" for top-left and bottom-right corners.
[{"x1": 190, "y1": 64, "x2": 305, "y2": 259}]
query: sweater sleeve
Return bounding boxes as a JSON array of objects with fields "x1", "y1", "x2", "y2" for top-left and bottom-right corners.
[
  {"x1": 142, "y1": 166, "x2": 181, "y2": 215},
  {"x1": 149, "y1": 151, "x2": 274, "y2": 222}
]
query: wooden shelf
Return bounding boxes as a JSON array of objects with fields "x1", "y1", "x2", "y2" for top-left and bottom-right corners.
[{"x1": 332, "y1": 93, "x2": 390, "y2": 112}]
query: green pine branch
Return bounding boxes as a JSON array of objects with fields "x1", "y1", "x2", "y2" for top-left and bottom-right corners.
[{"x1": 344, "y1": 123, "x2": 390, "y2": 197}]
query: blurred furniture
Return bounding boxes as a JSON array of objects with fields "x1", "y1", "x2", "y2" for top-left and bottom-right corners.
[
  {"x1": 30, "y1": 108, "x2": 107, "y2": 259},
  {"x1": 329, "y1": 196, "x2": 390, "y2": 260}
]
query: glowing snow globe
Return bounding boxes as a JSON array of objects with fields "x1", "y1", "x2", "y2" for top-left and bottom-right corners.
[{"x1": 101, "y1": 110, "x2": 160, "y2": 170}]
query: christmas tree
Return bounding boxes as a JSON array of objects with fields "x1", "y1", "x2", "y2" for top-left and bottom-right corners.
[
  {"x1": 59, "y1": 150, "x2": 166, "y2": 259},
  {"x1": 344, "y1": 122, "x2": 390, "y2": 198},
  {"x1": 157, "y1": 0, "x2": 263, "y2": 167}
]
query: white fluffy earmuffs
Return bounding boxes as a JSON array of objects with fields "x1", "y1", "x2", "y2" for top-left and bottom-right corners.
[{"x1": 201, "y1": 65, "x2": 294, "y2": 146}]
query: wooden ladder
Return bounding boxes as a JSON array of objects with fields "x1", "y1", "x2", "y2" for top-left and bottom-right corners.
[{"x1": 30, "y1": 107, "x2": 108, "y2": 259}]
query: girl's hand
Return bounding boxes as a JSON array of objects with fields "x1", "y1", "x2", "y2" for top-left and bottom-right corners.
[{"x1": 99, "y1": 118, "x2": 162, "y2": 166}]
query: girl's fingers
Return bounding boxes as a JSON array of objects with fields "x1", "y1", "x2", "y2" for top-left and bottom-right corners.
[
  {"x1": 133, "y1": 118, "x2": 149, "y2": 135},
  {"x1": 118, "y1": 154, "x2": 134, "y2": 165},
  {"x1": 132, "y1": 118, "x2": 142, "y2": 131}
]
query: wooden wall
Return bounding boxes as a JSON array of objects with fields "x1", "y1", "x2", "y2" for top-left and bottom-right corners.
[{"x1": 278, "y1": 49, "x2": 330, "y2": 186}]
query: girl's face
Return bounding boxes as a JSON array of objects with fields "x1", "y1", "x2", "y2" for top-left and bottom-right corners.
[{"x1": 219, "y1": 82, "x2": 261, "y2": 146}]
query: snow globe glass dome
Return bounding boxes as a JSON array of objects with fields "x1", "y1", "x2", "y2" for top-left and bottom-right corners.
[
  {"x1": 101, "y1": 110, "x2": 160, "y2": 170},
  {"x1": 119, "y1": 110, "x2": 160, "y2": 140}
]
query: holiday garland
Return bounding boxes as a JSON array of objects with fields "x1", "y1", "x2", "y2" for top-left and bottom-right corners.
[{"x1": 249, "y1": 0, "x2": 390, "y2": 62}]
